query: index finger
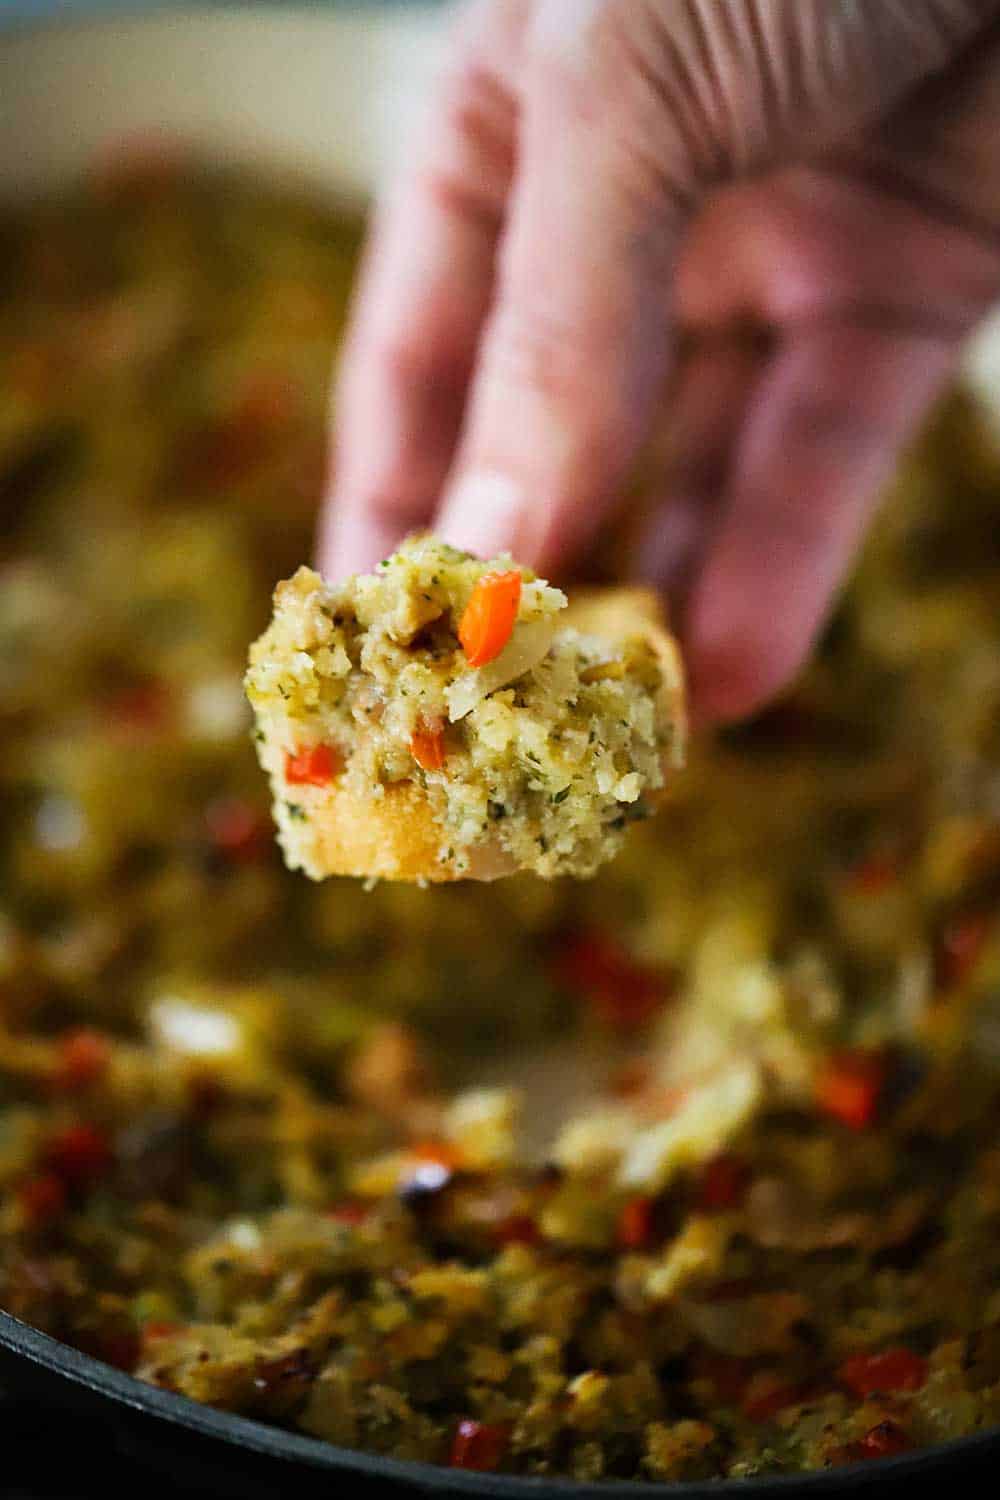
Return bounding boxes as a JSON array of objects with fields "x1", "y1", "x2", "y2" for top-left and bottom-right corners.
[{"x1": 319, "y1": 2, "x2": 522, "y2": 578}]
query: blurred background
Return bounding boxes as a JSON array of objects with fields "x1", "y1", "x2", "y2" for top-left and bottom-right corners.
[
  {"x1": 4, "y1": 0, "x2": 1000, "y2": 395},
  {"x1": 1, "y1": 4, "x2": 445, "y2": 201},
  {"x1": 3, "y1": 5, "x2": 1000, "y2": 1495}
]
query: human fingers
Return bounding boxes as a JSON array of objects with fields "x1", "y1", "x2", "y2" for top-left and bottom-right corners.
[
  {"x1": 634, "y1": 334, "x2": 766, "y2": 594},
  {"x1": 436, "y1": 0, "x2": 998, "y2": 573},
  {"x1": 434, "y1": 5, "x2": 679, "y2": 567},
  {"x1": 684, "y1": 321, "x2": 964, "y2": 725},
  {"x1": 319, "y1": 0, "x2": 525, "y2": 578}
]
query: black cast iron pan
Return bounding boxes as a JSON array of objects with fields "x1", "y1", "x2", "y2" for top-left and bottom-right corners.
[{"x1": 1, "y1": 1310, "x2": 998, "y2": 1499}]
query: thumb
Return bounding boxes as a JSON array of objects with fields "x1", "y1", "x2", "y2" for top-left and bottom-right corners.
[{"x1": 436, "y1": 0, "x2": 997, "y2": 572}]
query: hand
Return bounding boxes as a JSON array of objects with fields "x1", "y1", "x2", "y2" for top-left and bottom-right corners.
[{"x1": 320, "y1": 0, "x2": 1000, "y2": 723}]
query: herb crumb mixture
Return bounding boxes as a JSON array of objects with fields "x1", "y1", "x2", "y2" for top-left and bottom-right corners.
[
  {"x1": 7, "y1": 169, "x2": 1000, "y2": 1487},
  {"x1": 245, "y1": 536, "x2": 683, "y2": 880}
]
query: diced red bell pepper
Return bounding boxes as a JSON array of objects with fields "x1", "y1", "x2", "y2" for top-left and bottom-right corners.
[
  {"x1": 690, "y1": 1351, "x2": 750, "y2": 1405},
  {"x1": 553, "y1": 931, "x2": 667, "y2": 1029},
  {"x1": 235, "y1": 371, "x2": 299, "y2": 434},
  {"x1": 458, "y1": 572, "x2": 522, "y2": 669},
  {"x1": 696, "y1": 1154, "x2": 749, "y2": 1213},
  {"x1": 935, "y1": 911, "x2": 993, "y2": 991},
  {"x1": 838, "y1": 1348, "x2": 928, "y2": 1398},
  {"x1": 178, "y1": 375, "x2": 292, "y2": 489},
  {"x1": 44, "y1": 1124, "x2": 113, "y2": 1187},
  {"x1": 409, "y1": 722, "x2": 447, "y2": 772},
  {"x1": 53, "y1": 1029, "x2": 111, "y2": 1092},
  {"x1": 616, "y1": 1195, "x2": 656, "y2": 1251},
  {"x1": 815, "y1": 1050, "x2": 886, "y2": 1131},
  {"x1": 845, "y1": 852, "x2": 901, "y2": 895},
  {"x1": 493, "y1": 1214, "x2": 542, "y2": 1248},
  {"x1": 325, "y1": 1201, "x2": 370, "y2": 1226},
  {"x1": 106, "y1": 679, "x2": 171, "y2": 739},
  {"x1": 741, "y1": 1373, "x2": 804, "y2": 1423},
  {"x1": 284, "y1": 744, "x2": 341, "y2": 787},
  {"x1": 17, "y1": 1173, "x2": 67, "y2": 1227},
  {"x1": 855, "y1": 1420, "x2": 910, "y2": 1458},
  {"x1": 608, "y1": 1061, "x2": 652, "y2": 1098},
  {"x1": 449, "y1": 1419, "x2": 509, "y2": 1471},
  {"x1": 142, "y1": 1320, "x2": 182, "y2": 1344},
  {"x1": 79, "y1": 1327, "x2": 141, "y2": 1373},
  {"x1": 205, "y1": 798, "x2": 269, "y2": 863}
]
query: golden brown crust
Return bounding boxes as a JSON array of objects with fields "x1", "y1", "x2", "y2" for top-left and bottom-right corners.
[
  {"x1": 278, "y1": 777, "x2": 516, "y2": 883},
  {"x1": 268, "y1": 587, "x2": 684, "y2": 884}
]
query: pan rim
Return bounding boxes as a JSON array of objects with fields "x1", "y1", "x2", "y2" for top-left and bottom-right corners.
[{"x1": 1, "y1": 1308, "x2": 997, "y2": 1497}]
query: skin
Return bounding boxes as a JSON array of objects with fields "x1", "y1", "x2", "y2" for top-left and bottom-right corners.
[{"x1": 320, "y1": 0, "x2": 1000, "y2": 724}]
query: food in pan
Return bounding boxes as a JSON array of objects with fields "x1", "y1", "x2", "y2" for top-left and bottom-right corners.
[
  {"x1": 2, "y1": 164, "x2": 1000, "y2": 1482},
  {"x1": 246, "y1": 538, "x2": 685, "y2": 881}
]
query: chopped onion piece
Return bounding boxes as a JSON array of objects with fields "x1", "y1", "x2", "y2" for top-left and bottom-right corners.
[{"x1": 446, "y1": 618, "x2": 556, "y2": 722}]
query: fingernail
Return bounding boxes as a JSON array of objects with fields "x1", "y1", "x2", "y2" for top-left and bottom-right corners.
[{"x1": 437, "y1": 471, "x2": 536, "y2": 561}]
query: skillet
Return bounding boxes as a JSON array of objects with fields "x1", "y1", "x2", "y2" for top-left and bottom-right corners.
[
  {"x1": 2, "y1": 5, "x2": 1000, "y2": 1497},
  {"x1": 1, "y1": 1309, "x2": 999, "y2": 1497}
]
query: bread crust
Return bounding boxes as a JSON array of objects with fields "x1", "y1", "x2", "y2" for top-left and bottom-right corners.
[
  {"x1": 564, "y1": 587, "x2": 687, "y2": 776},
  {"x1": 273, "y1": 775, "x2": 517, "y2": 883},
  {"x1": 267, "y1": 587, "x2": 685, "y2": 884}
]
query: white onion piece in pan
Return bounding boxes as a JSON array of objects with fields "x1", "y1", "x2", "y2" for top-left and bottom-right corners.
[{"x1": 445, "y1": 618, "x2": 557, "y2": 722}]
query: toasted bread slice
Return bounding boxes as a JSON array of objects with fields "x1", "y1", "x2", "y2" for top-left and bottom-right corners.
[
  {"x1": 563, "y1": 586, "x2": 687, "y2": 788},
  {"x1": 247, "y1": 541, "x2": 686, "y2": 883}
]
